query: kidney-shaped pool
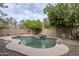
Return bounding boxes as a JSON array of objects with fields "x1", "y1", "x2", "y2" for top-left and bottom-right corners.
[
  {"x1": 5, "y1": 35, "x2": 69, "y2": 56},
  {"x1": 14, "y1": 36, "x2": 56, "y2": 48}
]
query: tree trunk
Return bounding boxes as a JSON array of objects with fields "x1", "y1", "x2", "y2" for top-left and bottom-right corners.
[{"x1": 56, "y1": 27, "x2": 73, "y2": 39}]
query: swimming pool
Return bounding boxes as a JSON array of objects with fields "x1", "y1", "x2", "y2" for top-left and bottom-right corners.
[
  {"x1": 5, "y1": 36, "x2": 69, "y2": 56},
  {"x1": 15, "y1": 36, "x2": 56, "y2": 48}
]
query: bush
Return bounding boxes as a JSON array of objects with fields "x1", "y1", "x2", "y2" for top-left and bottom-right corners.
[{"x1": 23, "y1": 20, "x2": 42, "y2": 34}]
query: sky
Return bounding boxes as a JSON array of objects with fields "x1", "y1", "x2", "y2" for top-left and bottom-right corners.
[{"x1": 1, "y1": 3, "x2": 48, "y2": 23}]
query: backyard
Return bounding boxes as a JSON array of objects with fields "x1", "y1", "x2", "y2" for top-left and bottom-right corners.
[
  {"x1": 0, "y1": 3, "x2": 79, "y2": 56},
  {"x1": 0, "y1": 38, "x2": 79, "y2": 56}
]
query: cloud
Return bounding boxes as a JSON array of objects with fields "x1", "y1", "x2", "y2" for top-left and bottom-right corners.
[{"x1": 1, "y1": 3, "x2": 48, "y2": 23}]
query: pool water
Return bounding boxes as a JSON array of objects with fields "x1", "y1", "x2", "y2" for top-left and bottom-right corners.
[{"x1": 16, "y1": 36, "x2": 56, "y2": 48}]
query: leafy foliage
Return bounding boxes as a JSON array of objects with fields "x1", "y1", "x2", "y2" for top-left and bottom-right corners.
[
  {"x1": 0, "y1": 3, "x2": 8, "y2": 17},
  {"x1": 43, "y1": 18, "x2": 50, "y2": 28},
  {"x1": 0, "y1": 3, "x2": 9, "y2": 29},
  {"x1": 44, "y1": 3, "x2": 79, "y2": 28},
  {"x1": 23, "y1": 20, "x2": 42, "y2": 34}
]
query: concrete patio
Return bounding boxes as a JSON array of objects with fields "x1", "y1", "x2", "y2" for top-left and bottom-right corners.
[
  {"x1": 1, "y1": 36, "x2": 79, "y2": 56},
  {"x1": 62, "y1": 39, "x2": 79, "y2": 56},
  {"x1": 0, "y1": 36, "x2": 69, "y2": 56},
  {"x1": 0, "y1": 39, "x2": 25, "y2": 56}
]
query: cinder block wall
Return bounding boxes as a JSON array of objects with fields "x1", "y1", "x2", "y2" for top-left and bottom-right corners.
[
  {"x1": 0, "y1": 28, "x2": 56, "y2": 37},
  {"x1": 0, "y1": 29, "x2": 32, "y2": 36},
  {"x1": 41, "y1": 28, "x2": 56, "y2": 37}
]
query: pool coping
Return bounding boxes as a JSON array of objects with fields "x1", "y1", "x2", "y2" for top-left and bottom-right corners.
[{"x1": 0, "y1": 35, "x2": 69, "y2": 56}]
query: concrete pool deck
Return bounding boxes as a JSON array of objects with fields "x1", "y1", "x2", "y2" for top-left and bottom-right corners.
[{"x1": 0, "y1": 35, "x2": 69, "y2": 56}]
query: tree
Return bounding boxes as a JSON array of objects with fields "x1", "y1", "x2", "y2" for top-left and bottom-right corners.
[
  {"x1": 0, "y1": 3, "x2": 8, "y2": 29},
  {"x1": 44, "y1": 3, "x2": 79, "y2": 38},
  {"x1": 43, "y1": 18, "x2": 50, "y2": 28},
  {"x1": 0, "y1": 3, "x2": 8, "y2": 17},
  {"x1": 0, "y1": 18, "x2": 9, "y2": 29},
  {"x1": 23, "y1": 20, "x2": 42, "y2": 34},
  {"x1": 19, "y1": 20, "x2": 25, "y2": 28},
  {"x1": 5, "y1": 17, "x2": 13, "y2": 28},
  {"x1": 14, "y1": 20, "x2": 17, "y2": 28}
]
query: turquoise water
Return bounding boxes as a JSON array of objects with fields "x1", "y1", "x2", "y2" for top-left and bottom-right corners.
[{"x1": 16, "y1": 36, "x2": 56, "y2": 48}]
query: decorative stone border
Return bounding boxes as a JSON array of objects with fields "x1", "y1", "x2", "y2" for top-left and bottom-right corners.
[{"x1": 0, "y1": 35, "x2": 69, "y2": 56}]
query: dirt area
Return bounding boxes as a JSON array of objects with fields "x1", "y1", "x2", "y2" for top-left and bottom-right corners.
[{"x1": 62, "y1": 39, "x2": 79, "y2": 56}]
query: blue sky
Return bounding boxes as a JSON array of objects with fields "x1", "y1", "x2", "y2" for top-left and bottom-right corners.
[{"x1": 1, "y1": 3, "x2": 48, "y2": 23}]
